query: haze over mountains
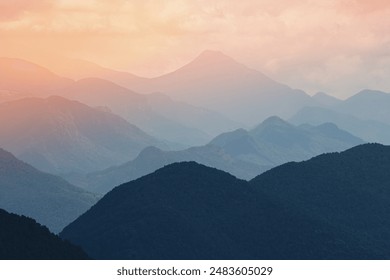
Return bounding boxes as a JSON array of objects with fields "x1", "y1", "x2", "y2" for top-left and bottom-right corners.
[
  {"x1": 59, "y1": 77, "x2": 239, "y2": 146},
  {"x1": 2, "y1": 53, "x2": 389, "y2": 147},
  {"x1": 61, "y1": 144, "x2": 390, "y2": 259},
  {"x1": 68, "y1": 117, "x2": 363, "y2": 194},
  {"x1": 1, "y1": 50, "x2": 390, "y2": 260},
  {"x1": 45, "y1": 51, "x2": 315, "y2": 125},
  {"x1": 0, "y1": 57, "x2": 239, "y2": 146},
  {"x1": 291, "y1": 89, "x2": 390, "y2": 144},
  {"x1": 0, "y1": 57, "x2": 72, "y2": 99},
  {"x1": 0, "y1": 96, "x2": 167, "y2": 174},
  {"x1": 0, "y1": 148, "x2": 98, "y2": 233}
]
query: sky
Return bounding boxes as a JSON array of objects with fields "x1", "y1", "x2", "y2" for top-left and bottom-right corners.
[{"x1": 0, "y1": 0, "x2": 389, "y2": 98}]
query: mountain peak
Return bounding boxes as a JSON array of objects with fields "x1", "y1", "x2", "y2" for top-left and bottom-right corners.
[
  {"x1": 196, "y1": 50, "x2": 232, "y2": 60},
  {"x1": 350, "y1": 89, "x2": 389, "y2": 100},
  {"x1": 312, "y1": 92, "x2": 341, "y2": 106},
  {"x1": 187, "y1": 50, "x2": 241, "y2": 69},
  {"x1": 250, "y1": 116, "x2": 294, "y2": 138},
  {"x1": 260, "y1": 116, "x2": 289, "y2": 127}
]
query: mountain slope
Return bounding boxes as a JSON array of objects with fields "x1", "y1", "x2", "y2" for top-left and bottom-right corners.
[
  {"x1": 0, "y1": 148, "x2": 98, "y2": 233},
  {"x1": 336, "y1": 89, "x2": 390, "y2": 125},
  {"x1": 60, "y1": 161, "x2": 380, "y2": 259},
  {"x1": 250, "y1": 143, "x2": 390, "y2": 258},
  {"x1": 0, "y1": 208, "x2": 88, "y2": 260},
  {"x1": 0, "y1": 96, "x2": 166, "y2": 174},
  {"x1": 0, "y1": 57, "x2": 72, "y2": 100}
]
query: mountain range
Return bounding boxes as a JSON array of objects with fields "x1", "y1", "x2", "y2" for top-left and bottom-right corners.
[
  {"x1": 58, "y1": 77, "x2": 239, "y2": 146},
  {"x1": 61, "y1": 143, "x2": 390, "y2": 259},
  {"x1": 3, "y1": 54, "x2": 390, "y2": 147},
  {"x1": 0, "y1": 57, "x2": 239, "y2": 146},
  {"x1": 0, "y1": 208, "x2": 88, "y2": 260},
  {"x1": 50, "y1": 50, "x2": 315, "y2": 125},
  {"x1": 291, "y1": 106, "x2": 390, "y2": 144},
  {"x1": 67, "y1": 116, "x2": 363, "y2": 194},
  {"x1": 291, "y1": 89, "x2": 390, "y2": 145},
  {"x1": 0, "y1": 57, "x2": 72, "y2": 99},
  {"x1": 0, "y1": 96, "x2": 167, "y2": 174},
  {"x1": 0, "y1": 147, "x2": 98, "y2": 233}
]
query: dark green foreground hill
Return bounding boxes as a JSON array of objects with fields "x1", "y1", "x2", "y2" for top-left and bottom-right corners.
[
  {"x1": 0, "y1": 208, "x2": 88, "y2": 259},
  {"x1": 251, "y1": 143, "x2": 390, "y2": 258},
  {"x1": 60, "y1": 144, "x2": 390, "y2": 259}
]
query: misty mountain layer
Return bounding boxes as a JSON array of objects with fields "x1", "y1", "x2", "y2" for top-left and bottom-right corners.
[
  {"x1": 0, "y1": 148, "x2": 98, "y2": 233},
  {"x1": 68, "y1": 117, "x2": 363, "y2": 194}
]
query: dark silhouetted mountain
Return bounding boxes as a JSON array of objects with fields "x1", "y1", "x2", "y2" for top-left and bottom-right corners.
[
  {"x1": 0, "y1": 57, "x2": 72, "y2": 100},
  {"x1": 106, "y1": 50, "x2": 313, "y2": 125},
  {"x1": 336, "y1": 89, "x2": 390, "y2": 125},
  {"x1": 60, "y1": 161, "x2": 381, "y2": 259},
  {"x1": 0, "y1": 148, "x2": 98, "y2": 233},
  {"x1": 0, "y1": 208, "x2": 88, "y2": 260},
  {"x1": 290, "y1": 106, "x2": 390, "y2": 144},
  {"x1": 250, "y1": 143, "x2": 390, "y2": 259},
  {"x1": 67, "y1": 117, "x2": 362, "y2": 194},
  {"x1": 0, "y1": 96, "x2": 167, "y2": 174}
]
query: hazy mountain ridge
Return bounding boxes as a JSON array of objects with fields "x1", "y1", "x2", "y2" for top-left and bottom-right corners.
[
  {"x1": 0, "y1": 57, "x2": 73, "y2": 98},
  {"x1": 291, "y1": 105, "x2": 390, "y2": 144},
  {"x1": 0, "y1": 96, "x2": 167, "y2": 174},
  {"x1": 0, "y1": 148, "x2": 98, "y2": 233},
  {"x1": 0, "y1": 58, "x2": 240, "y2": 147},
  {"x1": 63, "y1": 78, "x2": 241, "y2": 146},
  {"x1": 67, "y1": 117, "x2": 363, "y2": 194},
  {"x1": 211, "y1": 116, "x2": 363, "y2": 165},
  {"x1": 103, "y1": 50, "x2": 314, "y2": 125},
  {"x1": 68, "y1": 144, "x2": 267, "y2": 194},
  {"x1": 336, "y1": 89, "x2": 390, "y2": 125}
]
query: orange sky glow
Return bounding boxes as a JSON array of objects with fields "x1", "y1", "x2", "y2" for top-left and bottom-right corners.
[{"x1": 1, "y1": 0, "x2": 389, "y2": 97}]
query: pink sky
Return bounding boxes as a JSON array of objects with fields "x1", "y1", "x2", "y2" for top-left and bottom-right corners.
[{"x1": 1, "y1": 0, "x2": 389, "y2": 97}]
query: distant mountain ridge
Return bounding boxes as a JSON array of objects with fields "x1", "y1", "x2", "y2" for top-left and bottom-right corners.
[
  {"x1": 121, "y1": 50, "x2": 313, "y2": 125},
  {"x1": 0, "y1": 148, "x2": 98, "y2": 233},
  {"x1": 211, "y1": 116, "x2": 363, "y2": 166},
  {"x1": 0, "y1": 96, "x2": 167, "y2": 174},
  {"x1": 0, "y1": 57, "x2": 240, "y2": 146},
  {"x1": 59, "y1": 77, "x2": 239, "y2": 146},
  {"x1": 67, "y1": 117, "x2": 364, "y2": 194},
  {"x1": 0, "y1": 57, "x2": 72, "y2": 98},
  {"x1": 292, "y1": 89, "x2": 390, "y2": 144}
]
